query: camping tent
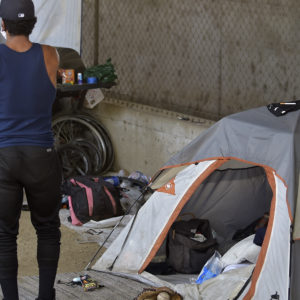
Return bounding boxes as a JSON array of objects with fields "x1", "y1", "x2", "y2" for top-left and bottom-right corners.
[{"x1": 93, "y1": 106, "x2": 300, "y2": 300}]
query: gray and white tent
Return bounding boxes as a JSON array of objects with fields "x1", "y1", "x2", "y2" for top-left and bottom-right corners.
[{"x1": 94, "y1": 106, "x2": 300, "y2": 300}]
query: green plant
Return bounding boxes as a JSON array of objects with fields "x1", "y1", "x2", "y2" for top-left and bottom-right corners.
[{"x1": 84, "y1": 58, "x2": 118, "y2": 84}]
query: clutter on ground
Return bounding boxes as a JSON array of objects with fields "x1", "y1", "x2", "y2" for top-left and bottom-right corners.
[
  {"x1": 134, "y1": 286, "x2": 183, "y2": 300},
  {"x1": 53, "y1": 105, "x2": 298, "y2": 299},
  {"x1": 60, "y1": 170, "x2": 150, "y2": 248},
  {"x1": 57, "y1": 274, "x2": 104, "y2": 292}
]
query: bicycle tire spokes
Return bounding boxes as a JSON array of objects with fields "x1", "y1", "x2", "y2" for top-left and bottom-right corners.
[{"x1": 52, "y1": 114, "x2": 114, "y2": 179}]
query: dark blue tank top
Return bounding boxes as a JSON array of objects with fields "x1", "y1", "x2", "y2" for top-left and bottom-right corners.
[{"x1": 0, "y1": 43, "x2": 56, "y2": 147}]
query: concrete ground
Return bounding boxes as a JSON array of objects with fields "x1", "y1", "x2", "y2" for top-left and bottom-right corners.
[
  {"x1": 18, "y1": 210, "x2": 100, "y2": 277},
  {"x1": 8, "y1": 211, "x2": 151, "y2": 299}
]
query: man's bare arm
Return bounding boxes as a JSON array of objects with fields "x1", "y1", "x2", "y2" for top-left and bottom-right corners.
[{"x1": 42, "y1": 45, "x2": 59, "y2": 88}]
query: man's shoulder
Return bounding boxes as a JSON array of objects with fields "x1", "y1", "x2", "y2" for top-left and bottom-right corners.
[
  {"x1": 40, "y1": 44, "x2": 55, "y2": 51},
  {"x1": 41, "y1": 44, "x2": 58, "y2": 56},
  {"x1": 41, "y1": 44, "x2": 59, "y2": 65}
]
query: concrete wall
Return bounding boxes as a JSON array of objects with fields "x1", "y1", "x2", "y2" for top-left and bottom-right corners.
[
  {"x1": 81, "y1": 0, "x2": 300, "y2": 120},
  {"x1": 80, "y1": 0, "x2": 299, "y2": 174},
  {"x1": 81, "y1": 0, "x2": 97, "y2": 67},
  {"x1": 88, "y1": 99, "x2": 214, "y2": 177}
]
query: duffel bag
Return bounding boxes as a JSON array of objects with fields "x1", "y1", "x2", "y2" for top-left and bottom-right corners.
[{"x1": 62, "y1": 176, "x2": 123, "y2": 225}]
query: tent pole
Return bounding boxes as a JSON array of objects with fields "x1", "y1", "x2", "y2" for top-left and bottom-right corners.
[{"x1": 84, "y1": 185, "x2": 152, "y2": 271}]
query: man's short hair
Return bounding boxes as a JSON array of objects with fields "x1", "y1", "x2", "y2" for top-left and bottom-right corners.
[{"x1": 3, "y1": 18, "x2": 37, "y2": 36}]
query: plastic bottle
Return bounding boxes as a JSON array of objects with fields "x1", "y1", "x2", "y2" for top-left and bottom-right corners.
[{"x1": 103, "y1": 176, "x2": 120, "y2": 186}]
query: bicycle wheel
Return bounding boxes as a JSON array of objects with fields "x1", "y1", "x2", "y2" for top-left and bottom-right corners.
[
  {"x1": 74, "y1": 138, "x2": 103, "y2": 175},
  {"x1": 57, "y1": 143, "x2": 91, "y2": 178},
  {"x1": 76, "y1": 114, "x2": 114, "y2": 173},
  {"x1": 52, "y1": 115, "x2": 107, "y2": 169}
]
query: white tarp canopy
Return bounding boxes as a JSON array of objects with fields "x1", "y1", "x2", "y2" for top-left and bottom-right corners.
[{"x1": 1, "y1": 0, "x2": 82, "y2": 53}]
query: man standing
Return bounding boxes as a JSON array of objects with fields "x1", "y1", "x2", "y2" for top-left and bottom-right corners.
[{"x1": 0, "y1": 0, "x2": 61, "y2": 299}]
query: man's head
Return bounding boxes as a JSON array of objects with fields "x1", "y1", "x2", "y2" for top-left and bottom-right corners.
[{"x1": 0, "y1": 0, "x2": 36, "y2": 36}]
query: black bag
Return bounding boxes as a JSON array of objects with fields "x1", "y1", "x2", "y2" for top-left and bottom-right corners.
[
  {"x1": 62, "y1": 176, "x2": 123, "y2": 225},
  {"x1": 167, "y1": 219, "x2": 217, "y2": 274}
]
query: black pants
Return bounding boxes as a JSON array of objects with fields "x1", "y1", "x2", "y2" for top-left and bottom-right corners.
[{"x1": 0, "y1": 146, "x2": 61, "y2": 298}]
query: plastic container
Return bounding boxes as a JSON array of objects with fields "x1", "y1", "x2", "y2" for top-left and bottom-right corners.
[
  {"x1": 104, "y1": 176, "x2": 120, "y2": 186},
  {"x1": 196, "y1": 251, "x2": 223, "y2": 284},
  {"x1": 87, "y1": 77, "x2": 98, "y2": 84},
  {"x1": 61, "y1": 69, "x2": 75, "y2": 84},
  {"x1": 77, "y1": 73, "x2": 83, "y2": 84}
]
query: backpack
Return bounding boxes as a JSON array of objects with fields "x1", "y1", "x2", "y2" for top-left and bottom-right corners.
[
  {"x1": 167, "y1": 218, "x2": 217, "y2": 274},
  {"x1": 62, "y1": 176, "x2": 123, "y2": 226}
]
